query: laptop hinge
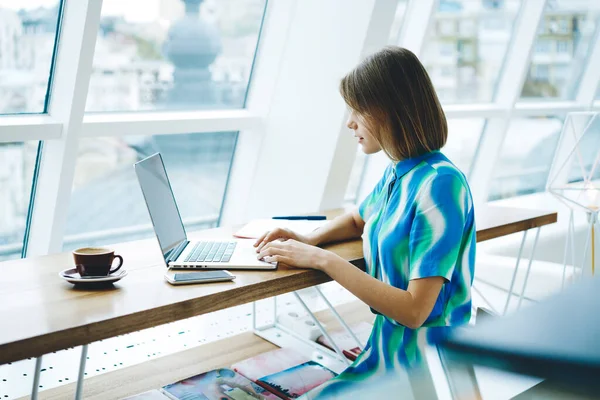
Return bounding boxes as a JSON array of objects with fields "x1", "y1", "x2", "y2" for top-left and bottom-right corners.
[{"x1": 165, "y1": 240, "x2": 189, "y2": 264}]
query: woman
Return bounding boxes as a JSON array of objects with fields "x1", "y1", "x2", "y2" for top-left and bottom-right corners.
[{"x1": 255, "y1": 46, "x2": 476, "y2": 395}]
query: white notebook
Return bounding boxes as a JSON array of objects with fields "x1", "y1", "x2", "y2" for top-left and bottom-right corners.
[{"x1": 234, "y1": 219, "x2": 328, "y2": 239}]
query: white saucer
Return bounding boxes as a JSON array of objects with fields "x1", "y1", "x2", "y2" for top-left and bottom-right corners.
[{"x1": 59, "y1": 268, "x2": 127, "y2": 285}]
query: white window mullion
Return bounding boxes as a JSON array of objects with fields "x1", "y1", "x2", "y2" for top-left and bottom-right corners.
[
  {"x1": 468, "y1": 0, "x2": 547, "y2": 208},
  {"x1": 443, "y1": 104, "x2": 507, "y2": 119},
  {"x1": 81, "y1": 110, "x2": 262, "y2": 138},
  {"x1": 513, "y1": 101, "x2": 586, "y2": 117},
  {"x1": 0, "y1": 116, "x2": 62, "y2": 142},
  {"x1": 25, "y1": 0, "x2": 103, "y2": 256}
]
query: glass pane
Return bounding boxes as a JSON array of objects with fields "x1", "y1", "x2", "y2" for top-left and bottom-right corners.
[
  {"x1": 421, "y1": 0, "x2": 521, "y2": 103},
  {"x1": 489, "y1": 116, "x2": 563, "y2": 200},
  {"x1": 0, "y1": 1, "x2": 62, "y2": 114},
  {"x1": 520, "y1": 2, "x2": 599, "y2": 100},
  {"x1": 344, "y1": 146, "x2": 367, "y2": 204},
  {"x1": 0, "y1": 142, "x2": 39, "y2": 261},
  {"x1": 388, "y1": 0, "x2": 409, "y2": 43},
  {"x1": 85, "y1": 0, "x2": 266, "y2": 112},
  {"x1": 443, "y1": 118, "x2": 484, "y2": 174},
  {"x1": 63, "y1": 132, "x2": 237, "y2": 251}
]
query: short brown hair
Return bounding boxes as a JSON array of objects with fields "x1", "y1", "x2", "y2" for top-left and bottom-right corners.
[{"x1": 340, "y1": 46, "x2": 447, "y2": 161}]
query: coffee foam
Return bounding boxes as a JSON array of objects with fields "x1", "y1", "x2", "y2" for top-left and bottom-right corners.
[{"x1": 73, "y1": 247, "x2": 112, "y2": 255}]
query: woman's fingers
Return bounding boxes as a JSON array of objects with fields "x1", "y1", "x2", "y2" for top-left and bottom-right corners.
[
  {"x1": 257, "y1": 241, "x2": 290, "y2": 260},
  {"x1": 255, "y1": 228, "x2": 294, "y2": 252},
  {"x1": 254, "y1": 231, "x2": 269, "y2": 247},
  {"x1": 262, "y1": 254, "x2": 292, "y2": 264}
]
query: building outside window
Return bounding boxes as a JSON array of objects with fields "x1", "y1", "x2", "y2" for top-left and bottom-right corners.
[
  {"x1": 522, "y1": 2, "x2": 598, "y2": 99},
  {"x1": 422, "y1": 0, "x2": 521, "y2": 103},
  {"x1": 0, "y1": 3, "x2": 61, "y2": 114},
  {"x1": 556, "y1": 39, "x2": 569, "y2": 53}
]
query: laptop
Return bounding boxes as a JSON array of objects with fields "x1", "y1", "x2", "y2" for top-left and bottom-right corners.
[{"x1": 134, "y1": 153, "x2": 276, "y2": 270}]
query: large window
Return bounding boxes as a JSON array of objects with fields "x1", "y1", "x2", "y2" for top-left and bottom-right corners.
[
  {"x1": 0, "y1": 142, "x2": 39, "y2": 261},
  {"x1": 63, "y1": 133, "x2": 237, "y2": 251},
  {"x1": 85, "y1": 0, "x2": 267, "y2": 112},
  {"x1": 421, "y1": 0, "x2": 521, "y2": 103},
  {"x1": 0, "y1": 1, "x2": 62, "y2": 114},
  {"x1": 489, "y1": 116, "x2": 563, "y2": 200},
  {"x1": 520, "y1": 2, "x2": 599, "y2": 100}
]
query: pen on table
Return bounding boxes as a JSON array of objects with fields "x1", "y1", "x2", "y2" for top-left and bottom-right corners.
[{"x1": 272, "y1": 215, "x2": 327, "y2": 220}]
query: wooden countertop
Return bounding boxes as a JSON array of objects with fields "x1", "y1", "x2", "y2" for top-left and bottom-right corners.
[{"x1": 0, "y1": 206, "x2": 556, "y2": 365}]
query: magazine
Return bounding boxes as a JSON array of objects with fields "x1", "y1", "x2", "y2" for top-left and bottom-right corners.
[
  {"x1": 232, "y1": 348, "x2": 309, "y2": 382},
  {"x1": 127, "y1": 349, "x2": 338, "y2": 400},
  {"x1": 122, "y1": 390, "x2": 171, "y2": 399},
  {"x1": 257, "y1": 361, "x2": 337, "y2": 400},
  {"x1": 161, "y1": 368, "x2": 280, "y2": 400}
]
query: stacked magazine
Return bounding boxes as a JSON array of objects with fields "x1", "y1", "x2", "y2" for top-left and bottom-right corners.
[
  {"x1": 123, "y1": 349, "x2": 335, "y2": 400},
  {"x1": 123, "y1": 323, "x2": 372, "y2": 400}
]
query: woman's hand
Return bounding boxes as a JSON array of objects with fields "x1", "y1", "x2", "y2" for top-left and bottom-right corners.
[
  {"x1": 254, "y1": 228, "x2": 314, "y2": 253},
  {"x1": 256, "y1": 239, "x2": 335, "y2": 270}
]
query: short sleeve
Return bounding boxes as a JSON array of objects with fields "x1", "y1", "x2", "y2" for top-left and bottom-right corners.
[
  {"x1": 359, "y1": 164, "x2": 392, "y2": 221},
  {"x1": 409, "y1": 173, "x2": 469, "y2": 282}
]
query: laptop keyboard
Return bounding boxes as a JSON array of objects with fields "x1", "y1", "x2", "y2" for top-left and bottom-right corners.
[{"x1": 184, "y1": 241, "x2": 237, "y2": 263}]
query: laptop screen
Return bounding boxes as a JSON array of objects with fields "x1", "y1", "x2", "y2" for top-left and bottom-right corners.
[{"x1": 134, "y1": 153, "x2": 187, "y2": 264}]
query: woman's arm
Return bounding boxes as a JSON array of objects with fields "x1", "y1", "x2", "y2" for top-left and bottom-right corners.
[
  {"x1": 255, "y1": 210, "x2": 364, "y2": 252},
  {"x1": 319, "y1": 253, "x2": 444, "y2": 329},
  {"x1": 257, "y1": 239, "x2": 444, "y2": 329},
  {"x1": 306, "y1": 209, "x2": 364, "y2": 246}
]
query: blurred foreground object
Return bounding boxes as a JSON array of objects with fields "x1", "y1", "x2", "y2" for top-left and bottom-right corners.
[{"x1": 441, "y1": 276, "x2": 600, "y2": 399}]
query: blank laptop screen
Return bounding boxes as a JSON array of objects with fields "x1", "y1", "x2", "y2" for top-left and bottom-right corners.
[{"x1": 134, "y1": 153, "x2": 187, "y2": 263}]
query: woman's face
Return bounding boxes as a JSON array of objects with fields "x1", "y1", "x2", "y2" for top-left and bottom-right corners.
[{"x1": 346, "y1": 109, "x2": 381, "y2": 154}]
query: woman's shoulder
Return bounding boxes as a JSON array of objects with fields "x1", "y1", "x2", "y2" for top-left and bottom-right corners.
[{"x1": 415, "y1": 153, "x2": 469, "y2": 189}]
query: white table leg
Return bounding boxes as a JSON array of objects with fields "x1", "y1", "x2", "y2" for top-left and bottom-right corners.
[
  {"x1": 31, "y1": 356, "x2": 43, "y2": 400},
  {"x1": 503, "y1": 230, "x2": 528, "y2": 315},
  {"x1": 569, "y1": 212, "x2": 577, "y2": 278},
  {"x1": 437, "y1": 345, "x2": 482, "y2": 400},
  {"x1": 273, "y1": 296, "x2": 278, "y2": 326},
  {"x1": 314, "y1": 286, "x2": 364, "y2": 349},
  {"x1": 75, "y1": 344, "x2": 88, "y2": 400},
  {"x1": 562, "y1": 210, "x2": 574, "y2": 289},
  {"x1": 293, "y1": 291, "x2": 350, "y2": 366},
  {"x1": 472, "y1": 284, "x2": 499, "y2": 316},
  {"x1": 517, "y1": 227, "x2": 541, "y2": 309},
  {"x1": 582, "y1": 221, "x2": 593, "y2": 278}
]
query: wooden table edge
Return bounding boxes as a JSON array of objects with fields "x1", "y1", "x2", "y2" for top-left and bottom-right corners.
[
  {"x1": 0, "y1": 258, "x2": 365, "y2": 365},
  {"x1": 476, "y1": 211, "x2": 558, "y2": 243}
]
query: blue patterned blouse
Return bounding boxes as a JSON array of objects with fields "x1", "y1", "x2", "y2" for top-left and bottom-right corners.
[{"x1": 305, "y1": 150, "x2": 476, "y2": 398}]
